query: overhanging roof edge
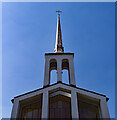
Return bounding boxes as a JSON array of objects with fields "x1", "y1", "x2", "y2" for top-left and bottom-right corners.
[{"x1": 11, "y1": 82, "x2": 109, "y2": 103}]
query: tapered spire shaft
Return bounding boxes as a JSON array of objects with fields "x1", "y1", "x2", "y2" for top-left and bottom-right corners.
[{"x1": 54, "y1": 11, "x2": 64, "y2": 53}]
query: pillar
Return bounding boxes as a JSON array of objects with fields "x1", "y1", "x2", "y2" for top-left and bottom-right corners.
[
  {"x1": 100, "y1": 98, "x2": 110, "y2": 118},
  {"x1": 44, "y1": 57, "x2": 50, "y2": 86},
  {"x1": 57, "y1": 59, "x2": 62, "y2": 83},
  {"x1": 69, "y1": 57, "x2": 76, "y2": 86},
  {"x1": 41, "y1": 90, "x2": 49, "y2": 119},
  {"x1": 71, "y1": 90, "x2": 79, "y2": 118},
  {"x1": 11, "y1": 98, "x2": 19, "y2": 119}
]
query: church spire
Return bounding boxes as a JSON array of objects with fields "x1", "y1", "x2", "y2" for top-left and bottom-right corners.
[{"x1": 54, "y1": 11, "x2": 64, "y2": 53}]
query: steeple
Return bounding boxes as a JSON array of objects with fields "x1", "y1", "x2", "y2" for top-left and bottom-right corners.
[{"x1": 54, "y1": 11, "x2": 64, "y2": 53}]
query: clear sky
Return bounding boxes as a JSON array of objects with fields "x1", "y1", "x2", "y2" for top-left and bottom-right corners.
[{"x1": 2, "y1": 2, "x2": 115, "y2": 118}]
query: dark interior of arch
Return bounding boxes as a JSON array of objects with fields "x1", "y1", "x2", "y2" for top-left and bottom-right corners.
[
  {"x1": 50, "y1": 59, "x2": 57, "y2": 70},
  {"x1": 62, "y1": 59, "x2": 69, "y2": 70}
]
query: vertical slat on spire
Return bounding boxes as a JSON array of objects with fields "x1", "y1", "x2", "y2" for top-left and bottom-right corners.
[{"x1": 54, "y1": 11, "x2": 64, "y2": 53}]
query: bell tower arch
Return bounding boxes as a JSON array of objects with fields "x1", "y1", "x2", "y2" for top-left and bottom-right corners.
[{"x1": 43, "y1": 53, "x2": 76, "y2": 87}]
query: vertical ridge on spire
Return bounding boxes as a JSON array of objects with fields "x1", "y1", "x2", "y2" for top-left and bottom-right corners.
[{"x1": 54, "y1": 11, "x2": 64, "y2": 53}]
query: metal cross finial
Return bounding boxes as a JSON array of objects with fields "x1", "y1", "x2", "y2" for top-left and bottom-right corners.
[{"x1": 56, "y1": 10, "x2": 62, "y2": 14}]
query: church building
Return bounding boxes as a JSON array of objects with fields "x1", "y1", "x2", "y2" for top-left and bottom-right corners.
[{"x1": 11, "y1": 12, "x2": 110, "y2": 119}]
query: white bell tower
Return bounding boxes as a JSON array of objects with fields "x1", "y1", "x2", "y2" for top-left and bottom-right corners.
[{"x1": 43, "y1": 11, "x2": 76, "y2": 87}]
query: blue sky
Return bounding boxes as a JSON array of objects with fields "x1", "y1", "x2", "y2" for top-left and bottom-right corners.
[{"x1": 2, "y1": 2, "x2": 115, "y2": 118}]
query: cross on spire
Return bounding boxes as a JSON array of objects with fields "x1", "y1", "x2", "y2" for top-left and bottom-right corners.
[
  {"x1": 56, "y1": 10, "x2": 62, "y2": 14},
  {"x1": 54, "y1": 10, "x2": 64, "y2": 53}
]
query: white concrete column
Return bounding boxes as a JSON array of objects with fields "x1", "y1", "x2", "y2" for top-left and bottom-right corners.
[
  {"x1": 100, "y1": 98, "x2": 110, "y2": 118},
  {"x1": 11, "y1": 98, "x2": 19, "y2": 119},
  {"x1": 57, "y1": 58, "x2": 62, "y2": 82},
  {"x1": 41, "y1": 90, "x2": 49, "y2": 119},
  {"x1": 71, "y1": 90, "x2": 79, "y2": 118},
  {"x1": 69, "y1": 57, "x2": 76, "y2": 86},
  {"x1": 44, "y1": 57, "x2": 50, "y2": 86}
]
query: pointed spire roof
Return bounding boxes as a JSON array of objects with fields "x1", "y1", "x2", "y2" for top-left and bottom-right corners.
[{"x1": 54, "y1": 11, "x2": 64, "y2": 53}]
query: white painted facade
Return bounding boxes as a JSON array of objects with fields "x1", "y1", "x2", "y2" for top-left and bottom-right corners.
[{"x1": 11, "y1": 82, "x2": 110, "y2": 119}]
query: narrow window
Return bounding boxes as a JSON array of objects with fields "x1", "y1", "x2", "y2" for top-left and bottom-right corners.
[
  {"x1": 20, "y1": 95, "x2": 42, "y2": 119},
  {"x1": 77, "y1": 93, "x2": 101, "y2": 119},
  {"x1": 49, "y1": 94, "x2": 71, "y2": 118}
]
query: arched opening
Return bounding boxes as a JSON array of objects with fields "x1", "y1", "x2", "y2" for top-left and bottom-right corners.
[
  {"x1": 62, "y1": 59, "x2": 70, "y2": 84},
  {"x1": 49, "y1": 59, "x2": 57, "y2": 85},
  {"x1": 62, "y1": 70, "x2": 69, "y2": 84},
  {"x1": 50, "y1": 70, "x2": 57, "y2": 85}
]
